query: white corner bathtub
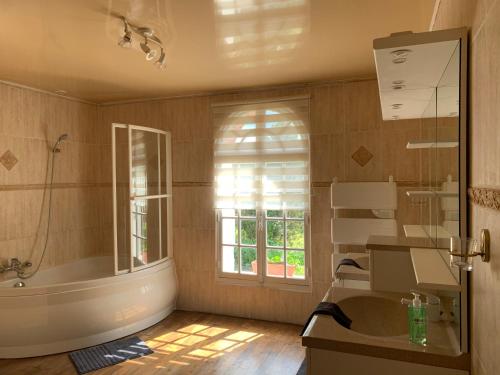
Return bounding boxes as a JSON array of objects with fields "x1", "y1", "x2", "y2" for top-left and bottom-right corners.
[{"x1": 0, "y1": 256, "x2": 177, "y2": 358}]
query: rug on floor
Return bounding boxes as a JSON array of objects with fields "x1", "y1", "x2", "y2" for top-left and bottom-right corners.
[
  {"x1": 69, "y1": 336, "x2": 153, "y2": 374},
  {"x1": 297, "y1": 359, "x2": 307, "y2": 375}
]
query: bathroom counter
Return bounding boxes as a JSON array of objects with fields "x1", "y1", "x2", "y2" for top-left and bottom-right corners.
[
  {"x1": 301, "y1": 287, "x2": 470, "y2": 371},
  {"x1": 366, "y1": 235, "x2": 450, "y2": 252}
]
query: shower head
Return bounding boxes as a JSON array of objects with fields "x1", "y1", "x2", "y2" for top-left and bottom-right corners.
[{"x1": 52, "y1": 133, "x2": 69, "y2": 153}]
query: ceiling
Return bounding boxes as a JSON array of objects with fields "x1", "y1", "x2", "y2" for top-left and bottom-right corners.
[{"x1": 0, "y1": 0, "x2": 436, "y2": 103}]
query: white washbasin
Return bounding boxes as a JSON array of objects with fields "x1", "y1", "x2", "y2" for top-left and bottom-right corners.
[{"x1": 337, "y1": 295, "x2": 408, "y2": 337}]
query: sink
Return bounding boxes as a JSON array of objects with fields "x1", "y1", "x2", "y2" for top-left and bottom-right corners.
[{"x1": 337, "y1": 295, "x2": 408, "y2": 337}]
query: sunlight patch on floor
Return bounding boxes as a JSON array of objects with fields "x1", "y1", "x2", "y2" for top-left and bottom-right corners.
[{"x1": 136, "y1": 324, "x2": 267, "y2": 367}]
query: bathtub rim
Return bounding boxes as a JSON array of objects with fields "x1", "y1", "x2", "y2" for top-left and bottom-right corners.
[{"x1": 0, "y1": 256, "x2": 175, "y2": 298}]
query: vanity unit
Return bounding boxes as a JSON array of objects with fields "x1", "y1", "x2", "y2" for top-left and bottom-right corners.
[{"x1": 302, "y1": 27, "x2": 469, "y2": 375}]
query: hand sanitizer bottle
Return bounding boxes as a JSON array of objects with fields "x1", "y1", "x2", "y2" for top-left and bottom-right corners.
[{"x1": 402, "y1": 292, "x2": 427, "y2": 345}]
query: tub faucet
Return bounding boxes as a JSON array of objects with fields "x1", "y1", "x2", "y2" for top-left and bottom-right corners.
[{"x1": 0, "y1": 258, "x2": 32, "y2": 275}]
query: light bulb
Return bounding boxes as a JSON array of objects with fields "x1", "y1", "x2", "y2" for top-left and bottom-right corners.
[
  {"x1": 145, "y1": 49, "x2": 157, "y2": 61},
  {"x1": 155, "y1": 49, "x2": 166, "y2": 69}
]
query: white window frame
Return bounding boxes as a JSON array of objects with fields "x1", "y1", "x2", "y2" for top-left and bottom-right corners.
[
  {"x1": 112, "y1": 123, "x2": 173, "y2": 276},
  {"x1": 215, "y1": 208, "x2": 311, "y2": 289}
]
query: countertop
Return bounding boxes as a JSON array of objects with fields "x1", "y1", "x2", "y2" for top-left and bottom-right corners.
[
  {"x1": 366, "y1": 235, "x2": 451, "y2": 252},
  {"x1": 301, "y1": 287, "x2": 470, "y2": 371}
]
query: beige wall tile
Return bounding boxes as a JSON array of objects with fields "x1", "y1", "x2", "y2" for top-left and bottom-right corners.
[
  {"x1": 346, "y1": 130, "x2": 383, "y2": 181},
  {"x1": 1, "y1": 74, "x2": 431, "y2": 324},
  {"x1": 434, "y1": 0, "x2": 500, "y2": 373},
  {"x1": 344, "y1": 80, "x2": 382, "y2": 132},
  {"x1": 310, "y1": 84, "x2": 344, "y2": 135}
]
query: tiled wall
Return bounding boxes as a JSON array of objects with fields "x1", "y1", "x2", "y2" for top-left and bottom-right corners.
[
  {"x1": 0, "y1": 76, "x2": 448, "y2": 322},
  {"x1": 100, "y1": 79, "x2": 432, "y2": 324},
  {"x1": 0, "y1": 82, "x2": 112, "y2": 278},
  {"x1": 432, "y1": 1, "x2": 500, "y2": 374}
]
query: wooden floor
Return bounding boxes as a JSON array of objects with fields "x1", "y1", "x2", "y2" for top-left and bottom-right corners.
[{"x1": 0, "y1": 311, "x2": 305, "y2": 375}]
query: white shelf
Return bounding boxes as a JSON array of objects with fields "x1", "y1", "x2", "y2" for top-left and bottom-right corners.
[
  {"x1": 406, "y1": 140, "x2": 459, "y2": 149},
  {"x1": 410, "y1": 248, "x2": 460, "y2": 291},
  {"x1": 404, "y1": 224, "x2": 452, "y2": 239},
  {"x1": 406, "y1": 190, "x2": 458, "y2": 198},
  {"x1": 403, "y1": 225, "x2": 428, "y2": 238},
  {"x1": 406, "y1": 190, "x2": 434, "y2": 197}
]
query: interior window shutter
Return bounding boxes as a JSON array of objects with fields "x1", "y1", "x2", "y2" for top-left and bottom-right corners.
[{"x1": 213, "y1": 97, "x2": 310, "y2": 210}]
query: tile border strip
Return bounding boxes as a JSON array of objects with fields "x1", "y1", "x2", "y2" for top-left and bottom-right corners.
[
  {"x1": 1, "y1": 180, "x2": 453, "y2": 191},
  {"x1": 0, "y1": 181, "x2": 213, "y2": 191},
  {"x1": 468, "y1": 187, "x2": 500, "y2": 211}
]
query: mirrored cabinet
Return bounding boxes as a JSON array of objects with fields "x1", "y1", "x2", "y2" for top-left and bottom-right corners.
[{"x1": 373, "y1": 28, "x2": 468, "y2": 353}]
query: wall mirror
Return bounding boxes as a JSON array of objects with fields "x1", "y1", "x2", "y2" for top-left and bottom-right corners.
[{"x1": 373, "y1": 28, "x2": 468, "y2": 351}]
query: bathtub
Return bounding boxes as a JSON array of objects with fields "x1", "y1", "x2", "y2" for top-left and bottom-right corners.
[{"x1": 0, "y1": 256, "x2": 177, "y2": 358}]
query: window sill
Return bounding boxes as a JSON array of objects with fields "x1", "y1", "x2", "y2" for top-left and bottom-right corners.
[{"x1": 215, "y1": 274, "x2": 313, "y2": 293}]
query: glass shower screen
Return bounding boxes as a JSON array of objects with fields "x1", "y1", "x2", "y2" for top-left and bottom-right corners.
[{"x1": 112, "y1": 124, "x2": 173, "y2": 275}]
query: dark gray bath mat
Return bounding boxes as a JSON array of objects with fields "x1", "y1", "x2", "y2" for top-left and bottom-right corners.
[
  {"x1": 296, "y1": 359, "x2": 306, "y2": 375},
  {"x1": 69, "y1": 336, "x2": 153, "y2": 374}
]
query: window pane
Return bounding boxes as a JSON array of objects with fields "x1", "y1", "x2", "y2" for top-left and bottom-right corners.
[
  {"x1": 160, "y1": 134, "x2": 167, "y2": 195},
  {"x1": 286, "y1": 210, "x2": 304, "y2": 219},
  {"x1": 131, "y1": 130, "x2": 159, "y2": 197},
  {"x1": 221, "y1": 209, "x2": 237, "y2": 217},
  {"x1": 286, "y1": 221, "x2": 304, "y2": 249},
  {"x1": 241, "y1": 247, "x2": 257, "y2": 274},
  {"x1": 115, "y1": 127, "x2": 130, "y2": 271},
  {"x1": 222, "y1": 218, "x2": 238, "y2": 244},
  {"x1": 286, "y1": 250, "x2": 305, "y2": 279},
  {"x1": 222, "y1": 246, "x2": 239, "y2": 273},
  {"x1": 240, "y1": 220, "x2": 257, "y2": 245},
  {"x1": 266, "y1": 220, "x2": 284, "y2": 246},
  {"x1": 160, "y1": 198, "x2": 169, "y2": 259},
  {"x1": 131, "y1": 199, "x2": 160, "y2": 266},
  {"x1": 266, "y1": 210, "x2": 283, "y2": 218},
  {"x1": 240, "y1": 209, "x2": 256, "y2": 217},
  {"x1": 266, "y1": 249, "x2": 284, "y2": 278}
]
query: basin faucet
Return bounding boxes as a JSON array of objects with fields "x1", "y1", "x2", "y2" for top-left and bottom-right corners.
[
  {"x1": 410, "y1": 289, "x2": 441, "y2": 322},
  {"x1": 0, "y1": 258, "x2": 32, "y2": 276}
]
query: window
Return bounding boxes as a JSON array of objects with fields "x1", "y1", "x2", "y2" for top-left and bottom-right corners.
[{"x1": 213, "y1": 98, "x2": 310, "y2": 286}]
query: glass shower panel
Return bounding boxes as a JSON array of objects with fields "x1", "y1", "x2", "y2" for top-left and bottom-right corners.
[
  {"x1": 114, "y1": 124, "x2": 172, "y2": 274},
  {"x1": 114, "y1": 127, "x2": 131, "y2": 272},
  {"x1": 131, "y1": 199, "x2": 161, "y2": 266},
  {"x1": 131, "y1": 130, "x2": 160, "y2": 197},
  {"x1": 161, "y1": 198, "x2": 170, "y2": 258},
  {"x1": 160, "y1": 135, "x2": 168, "y2": 195}
]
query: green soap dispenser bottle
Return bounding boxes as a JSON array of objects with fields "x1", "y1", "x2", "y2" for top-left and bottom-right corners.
[{"x1": 403, "y1": 292, "x2": 427, "y2": 346}]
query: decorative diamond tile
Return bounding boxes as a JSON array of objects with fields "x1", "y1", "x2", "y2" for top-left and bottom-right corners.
[
  {"x1": 351, "y1": 146, "x2": 373, "y2": 167},
  {"x1": 0, "y1": 150, "x2": 18, "y2": 171}
]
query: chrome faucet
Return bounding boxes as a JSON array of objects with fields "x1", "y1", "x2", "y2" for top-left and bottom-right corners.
[{"x1": 0, "y1": 258, "x2": 32, "y2": 276}]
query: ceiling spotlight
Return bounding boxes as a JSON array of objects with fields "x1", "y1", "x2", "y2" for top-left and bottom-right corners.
[
  {"x1": 141, "y1": 38, "x2": 157, "y2": 61},
  {"x1": 392, "y1": 57, "x2": 407, "y2": 64},
  {"x1": 117, "y1": 16, "x2": 166, "y2": 70},
  {"x1": 391, "y1": 49, "x2": 412, "y2": 58},
  {"x1": 155, "y1": 49, "x2": 166, "y2": 69},
  {"x1": 118, "y1": 18, "x2": 132, "y2": 48}
]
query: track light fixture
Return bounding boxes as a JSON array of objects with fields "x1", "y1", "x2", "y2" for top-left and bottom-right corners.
[
  {"x1": 140, "y1": 38, "x2": 158, "y2": 61},
  {"x1": 118, "y1": 19, "x2": 132, "y2": 48},
  {"x1": 155, "y1": 48, "x2": 166, "y2": 69},
  {"x1": 117, "y1": 16, "x2": 167, "y2": 69}
]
